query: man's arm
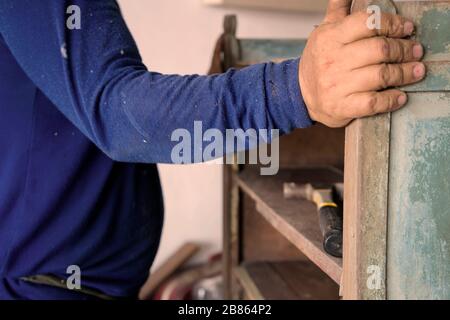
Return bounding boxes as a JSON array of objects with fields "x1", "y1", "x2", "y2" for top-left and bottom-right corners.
[{"x1": 0, "y1": 0, "x2": 311, "y2": 163}]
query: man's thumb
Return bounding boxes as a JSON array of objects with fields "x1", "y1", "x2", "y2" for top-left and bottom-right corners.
[{"x1": 324, "y1": 0, "x2": 353, "y2": 23}]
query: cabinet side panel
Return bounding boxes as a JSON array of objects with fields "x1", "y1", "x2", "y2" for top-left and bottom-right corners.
[{"x1": 388, "y1": 93, "x2": 450, "y2": 299}]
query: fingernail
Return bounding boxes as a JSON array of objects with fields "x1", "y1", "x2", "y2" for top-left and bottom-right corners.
[
  {"x1": 413, "y1": 44, "x2": 423, "y2": 59},
  {"x1": 413, "y1": 63, "x2": 426, "y2": 79},
  {"x1": 398, "y1": 94, "x2": 407, "y2": 106},
  {"x1": 404, "y1": 21, "x2": 414, "y2": 35}
]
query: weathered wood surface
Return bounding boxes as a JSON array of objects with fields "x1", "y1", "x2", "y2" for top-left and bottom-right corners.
[
  {"x1": 237, "y1": 168, "x2": 343, "y2": 284},
  {"x1": 397, "y1": 0, "x2": 450, "y2": 92},
  {"x1": 241, "y1": 193, "x2": 307, "y2": 262},
  {"x1": 388, "y1": 93, "x2": 450, "y2": 299},
  {"x1": 345, "y1": 0, "x2": 450, "y2": 300},
  {"x1": 342, "y1": 0, "x2": 394, "y2": 300},
  {"x1": 278, "y1": 125, "x2": 345, "y2": 170},
  {"x1": 343, "y1": 114, "x2": 391, "y2": 300},
  {"x1": 235, "y1": 261, "x2": 339, "y2": 300}
]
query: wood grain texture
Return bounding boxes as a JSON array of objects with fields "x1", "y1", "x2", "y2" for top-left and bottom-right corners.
[
  {"x1": 343, "y1": 114, "x2": 391, "y2": 300},
  {"x1": 235, "y1": 261, "x2": 339, "y2": 300},
  {"x1": 241, "y1": 193, "x2": 307, "y2": 262},
  {"x1": 385, "y1": 0, "x2": 450, "y2": 300},
  {"x1": 388, "y1": 93, "x2": 450, "y2": 299},
  {"x1": 236, "y1": 168, "x2": 343, "y2": 284},
  {"x1": 343, "y1": 0, "x2": 450, "y2": 300},
  {"x1": 138, "y1": 243, "x2": 199, "y2": 300},
  {"x1": 340, "y1": 0, "x2": 395, "y2": 301}
]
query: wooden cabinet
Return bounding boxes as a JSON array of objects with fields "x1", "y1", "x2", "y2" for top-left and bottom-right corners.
[
  {"x1": 344, "y1": 0, "x2": 450, "y2": 300},
  {"x1": 220, "y1": 0, "x2": 450, "y2": 300}
]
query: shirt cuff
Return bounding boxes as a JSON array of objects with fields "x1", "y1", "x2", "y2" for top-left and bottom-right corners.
[{"x1": 265, "y1": 58, "x2": 314, "y2": 133}]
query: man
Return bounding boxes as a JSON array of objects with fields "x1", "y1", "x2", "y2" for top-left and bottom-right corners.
[{"x1": 0, "y1": 0, "x2": 425, "y2": 299}]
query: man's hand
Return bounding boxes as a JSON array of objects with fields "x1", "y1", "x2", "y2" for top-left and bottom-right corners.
[{"x1": 299, "y1": 0, "x2": 426, "y2": 128}]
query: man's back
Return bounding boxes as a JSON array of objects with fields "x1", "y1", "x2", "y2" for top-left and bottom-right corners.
[{"x1": 0, "y1": 35, "x2": 163, "y2": 299}]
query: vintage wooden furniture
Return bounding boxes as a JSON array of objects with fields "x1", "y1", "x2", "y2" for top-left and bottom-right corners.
[{"x1": 220, "y1": 0, "x2": 450, "y2": 300}]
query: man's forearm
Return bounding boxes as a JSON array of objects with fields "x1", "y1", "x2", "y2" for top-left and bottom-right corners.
[{"x1": 0, "y1": 0, "x2": 312, "y2": 163}]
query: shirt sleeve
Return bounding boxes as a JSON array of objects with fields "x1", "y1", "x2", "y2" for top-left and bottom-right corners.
[{"x1": 0, "y1": 0, "x2": 313, "y2": 163}]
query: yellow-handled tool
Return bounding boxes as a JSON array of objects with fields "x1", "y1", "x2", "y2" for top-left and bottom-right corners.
[{"x1": 284, "y1": 182, "x2": 343, "y2": 258}]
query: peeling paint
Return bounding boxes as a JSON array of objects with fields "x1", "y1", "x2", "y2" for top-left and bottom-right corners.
[
  {"x1": 418, "y1": 8, "x2": 450, "y2": 56},
  {"x1": 388, "y1": 93, "x2": 450, "y2": 299}
]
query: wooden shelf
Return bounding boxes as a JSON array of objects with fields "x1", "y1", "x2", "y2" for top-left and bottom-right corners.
[
  {"x1": 236, "y1": 167, "x2": 343, "y2": 284},
  {"x1": 203, "y1": 0, "x2": 328, "y2": 13},
  {"x1": 234, "y1": 261, "x2": 339, "y2": 300}
]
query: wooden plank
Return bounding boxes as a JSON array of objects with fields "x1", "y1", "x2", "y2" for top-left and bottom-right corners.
[
  {"x1": 343, "y1": 0, "x2": 450, "y2": 300},
  {"x1": 397, "y1": 0, "x2": 450, "y2": 92},
  {"x1": 222, "y1": 164, "x2": 233, "y2": 299},
  {"x1": 388, "y1": 93, "x2": 450, "y2": 299},
  {"x1": 278, "y1": 126, "x2": 345, "y2": 170},
  {"x1": 385, "y1": 0, "x2": 450, "y2": 300},
  {"x1": 235, "y1": 261, "x2": 339, "y2": 300},
  {"x1": 236, "y1": 168, "x2": 343, "y2": 284},
  {"x1": 241, "y1": 193, "x2": 307, "y2": 262},
  {"x1": 343, "y1": 114, "x2": 391, "y2": 300},
  {"x1": 203, "y1": 0, "x2": 328, "y2": 12},
  {"x1": 138, "y1": 243, "x2": 199, "y2": 300}
]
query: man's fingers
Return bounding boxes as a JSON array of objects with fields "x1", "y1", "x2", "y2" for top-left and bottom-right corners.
[
  {"x1": 348, "y1": 62, "x2": 426, "y2": 92},
  {"x1": 344, "y1": 37, "x2": 423, "y2": 68},
  {"x1": 343, "y1": 89, "x2": 407, "y2": 118},
  {"x1": 324, "y1": 0, "x2": 353, "y2": 23},
  {"x1": 338, "y1": 12, "x2": 414, "y2": 44}
]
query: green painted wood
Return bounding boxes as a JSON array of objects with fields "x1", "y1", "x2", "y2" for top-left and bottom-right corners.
[
  {"x1": 386, "y1": 0, "x2": 450, "y2": 300},
  {"x1": 398, "y1": 1, "x2": 450, "y2": 92},
  {"x1": 238, "y1": 39, "x2": 307, "y2": 65},
  {"x1": 387, "y1": 92, "x2": 450, "y2": 299}
]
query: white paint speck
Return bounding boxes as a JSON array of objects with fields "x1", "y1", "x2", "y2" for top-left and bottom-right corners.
[
  {"x1": 143, "y1": 139, "x2": 148, "y2": 144},
  {"x1": 54, "y1": 132, "x2": 59, "y2": 137},
  {"x1": 60, "y1": 43, "x2": 68, "y2": 59},
  {"x1": 120, "y1": 49, "x2": 125, "y2": 55}
]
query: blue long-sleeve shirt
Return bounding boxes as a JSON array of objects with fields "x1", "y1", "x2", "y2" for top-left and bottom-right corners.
[{"x1": 0, "y1": 0, "x2": 312, "y2": 299}]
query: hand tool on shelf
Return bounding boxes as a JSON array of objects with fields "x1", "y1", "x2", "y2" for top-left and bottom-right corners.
[{"x1": 283, "y1": 182, "x2": 343, "y2": 258}]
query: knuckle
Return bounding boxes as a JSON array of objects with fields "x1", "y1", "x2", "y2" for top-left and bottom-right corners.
[
  {"x1": 378, "y1": 63, "x2": 390, "y2": 89},
  {"x1": 389, "y1": 39, "x2": 404, "y2": 62},
  {"x1": 387, "y1": 94, "x2": 397, "y2": 111},
  {"x1": 384, "y1": 14, "x2": 401, "y2": 35},
  {"x1": 392, "y1": 65, "x2": 404, "y2": 85},
  {"x1": 376, "y1": 37, "x2": 390, "y2": 60},
  {"x1": 397, "y1": 41, "x2": 406, "y2": 62},
  {"x1": 391, "y1": 19, "x2": 402, "y2": 35},
  {"x1": 365, "y1": 94, "x2": 379, "y2": 114}
]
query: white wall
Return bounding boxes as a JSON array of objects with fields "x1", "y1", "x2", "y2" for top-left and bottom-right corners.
[{"x1": 118, "y1": 0, "x2": 323, "y2": 269}]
